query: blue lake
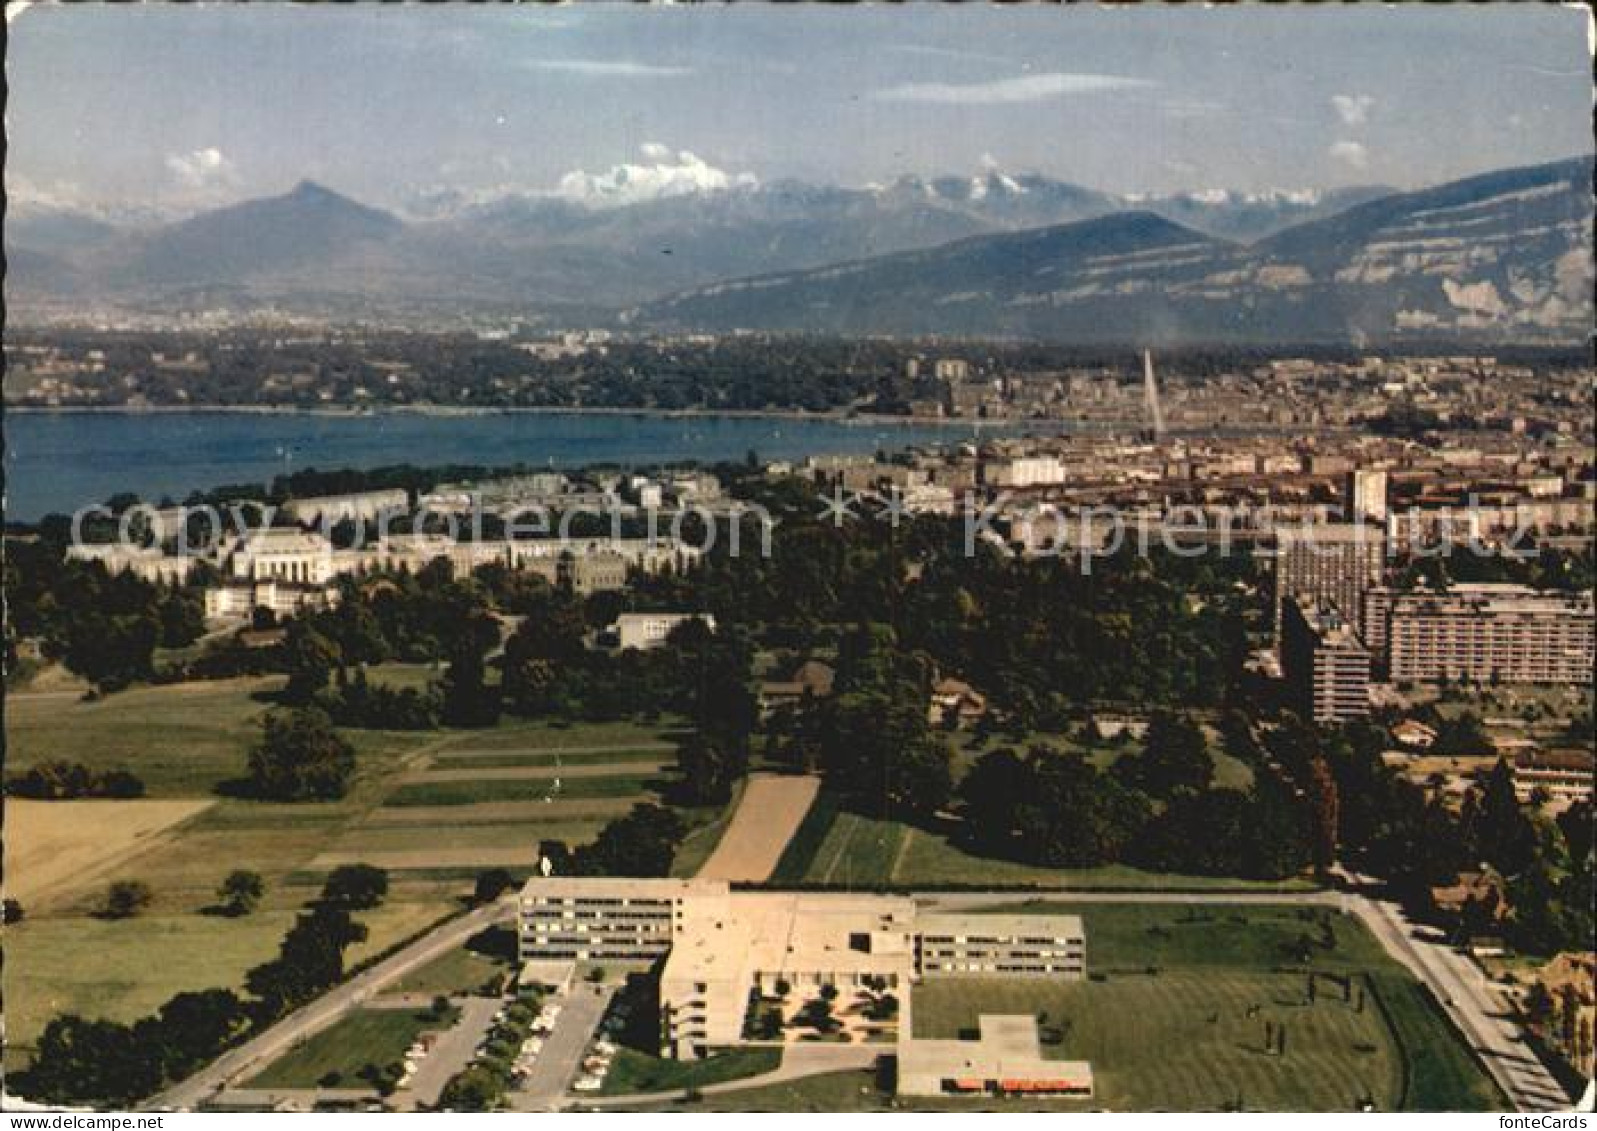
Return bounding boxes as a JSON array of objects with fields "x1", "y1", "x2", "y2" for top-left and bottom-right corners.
[{"x1": 3, "y1": 410, "x2": 1036, "y2": 520}]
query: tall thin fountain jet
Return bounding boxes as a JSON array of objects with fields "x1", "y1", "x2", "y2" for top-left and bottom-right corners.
[{"x1": 1142, "y1": 348, "x2": 1165, "y2": 440}]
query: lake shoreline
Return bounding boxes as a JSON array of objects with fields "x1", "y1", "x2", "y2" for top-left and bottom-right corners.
[{"x1": 3, "y1": 402, "x2": 1058, "y2": 430}]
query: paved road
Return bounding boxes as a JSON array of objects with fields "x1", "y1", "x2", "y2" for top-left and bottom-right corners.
[
  {"x1": 508, "y1": 983, "x2": 615, "y2": 1111},
  {"x1": 400, "y1": 997, "x2": 504, "y2": 1111},
  {"x1": 149, "y1": 898, "x2": 514, "y2": 1111},
  {"x1": 1338, "y1": 874, "x2": 1571, "y2": 1112},
  {"x1": 919, "y1": 890, "x2": 1341, "y2": 909}
]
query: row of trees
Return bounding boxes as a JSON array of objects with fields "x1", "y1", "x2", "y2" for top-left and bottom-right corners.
[{"x1": 6, "y1": 760, "x2": 145, "y2": 800}]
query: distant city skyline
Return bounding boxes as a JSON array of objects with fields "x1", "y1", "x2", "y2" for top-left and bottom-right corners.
[{"x1": 6, "y1": 3, "x2": 1592, "y2": 217}]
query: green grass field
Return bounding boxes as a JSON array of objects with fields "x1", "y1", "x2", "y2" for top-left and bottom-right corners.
[
  {"x1": 243, "y1": 1007, "x2": 454, "y2": 1089},
  {"x1": 384, "y1": 774, "x2": 662, "y2": 807},
  {"x1": 429, "y1": 748, "x2": 671, "y2": 770},
  {"x1": 427, "y1": 719, "x2": 689, "y2": 752},
  {"x1": 787, "y1": 805, "x2": 1316, "y2": 891},
  {"x1": 913, "y1": 902, "x2": 1505, "y2": 1112},
  {"x1": 2, "y1": 900, "x2": 456, "y2": 1066},
  {"x1": 2, "y1": 676, "x2": 698, "y2": 1062},
  {"x1": 914, "y1": 972, "x2": 1399, "y2": 1111},
  {"x1": 387, "y1": 932, "x2": 514, "y2": 997},
  {"x1": 4, "y1": 676, "x2": 284, "y2": 795},
  {"x1": 599, "y1": 1047, "x2": 782, "y2": 1096}
]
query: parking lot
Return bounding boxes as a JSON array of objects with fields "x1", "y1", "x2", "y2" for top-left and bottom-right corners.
[{"x1": 507, "y1": 983, "x2": 616, "y2": 1110}]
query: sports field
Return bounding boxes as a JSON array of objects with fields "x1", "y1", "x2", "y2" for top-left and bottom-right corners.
[{"x1": 906, "y1": 902, "x2": 1504, "y2": 1112}]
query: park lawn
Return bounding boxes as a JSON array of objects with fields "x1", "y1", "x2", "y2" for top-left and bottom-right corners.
[
  {"x1": 387, "y1": 942, "x2": 512, "y2": 998},
  {"x1": 2, "y1": 676, "x2": 284, "y2": 795},
  {"x1": 320, "y1": 820, "x2": 606, "y2": 857},
  {"x1": 364, "y1": 662, "x2": 443, "y2": 693},
  {"x1": 893, "y1": 827, "x2": 1316, "y2": 891},
  {"x1": 912, "y1": 970, "x2": 1402, "y2": 1112},
  {"x1": 599, "y1": 1047, "x2": 781, "y2": 1096},
  {"x1": 384, "y1": 774, "x2": 661, "y2": 808},
  {"x1": 2, "y1": 911, "x2": 298, "y2": 1065},
  {"x1": 244, "y1": 1007, "x2": 453, "y2": 1089}
]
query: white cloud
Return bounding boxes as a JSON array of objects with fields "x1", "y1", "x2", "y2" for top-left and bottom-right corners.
[
  {"x1": 555, "y1": 145, "x2": 757, "y2": 208},
  {"x1": 872, "y1": 72, "x2": 1154, "y2": 106},
  {"x1": 165, "y1": 147, "x2": 235, "y2": 190},
  {"x1": 527, "y1": 59, "x2": 692, "y2": 78},
  {"x1": 1331, "y1": 93, "x2": 1375, "y2": 127},
  {"x1": 1328, "y1": 139, "x2": 1369, "y2": 170}
]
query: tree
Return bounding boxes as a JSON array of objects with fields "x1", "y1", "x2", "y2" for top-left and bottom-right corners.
[
  {"x1": 247, "y1": 906, "x2": 369, "y2": 1018},
  {"x1": 102, "y1": 879, "x2": 153, "y2": 919},
  {"x1": 473, "y1": 867, "x2": 516, "y2": 904},
  {"x1": 1307, "y1": 756, "x2": 1340, "y2": 880},
  {"x1": 246, "y1": 706, "x2": 356, "y2": 801},
  {"x1": 152, "y1": 989, "x2": 247, "y2": 1078},
  {"x1": 22, "y1": 1015, "x2": 162, "y2": 1106},
  {"x1": 63, "y1": 613, "x2": 160, "y2": 693},
  {"x1": 573, "y1": 803, "x2": 686, "y2": 877},
  {"x1": 1016, "y1": 753, "x2": 1150, "y2": 868},
  {"x1": 282, "y1": 622, "x2": 342, "y2": 705},
  {"x1": 218, "y1": 869, "x2": 265, "y2": 916},
  {"x1": 958, "y1": 747, "x2": 1031, "y2": 854},
  {"x1": 440, "y1": 613, "x2": 502, "y2": 728},
  {"x1": 439, "y1": 1064, "x2": 503, "y2": 1111},
  {"x1": 1125, "y1": 710, "x2": 1213, "y2": 799},
  {"x1": 320, "y1": 863, "x2": 390, "y2": 911},
  {"x1": 1468, "y1": 758, "x2": 1538, "y2": 876}
]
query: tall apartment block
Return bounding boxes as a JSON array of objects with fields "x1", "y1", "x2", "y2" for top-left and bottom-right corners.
[
  {"x1": 1273, "y1": 522, "x2": 1387, "y2": 639},
  {"x1": 1362, "y1": 583, "x2": 1594, "y2": 685},
  {"x1": 1345, "y1": 468, "x2": 1389, "y2": 524},
  {"x1": 1280, "y1": 596, "x2": 1372, "y2": 722}
]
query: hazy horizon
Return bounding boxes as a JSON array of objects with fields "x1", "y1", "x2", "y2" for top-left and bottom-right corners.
[{"x1": 7, "y1": 3, "x2": 1592, "y2": 219}]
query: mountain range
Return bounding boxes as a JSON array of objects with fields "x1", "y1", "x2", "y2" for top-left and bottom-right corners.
[{"x1": 6, "y1": 158, "x2": 1590, "y2": 344}]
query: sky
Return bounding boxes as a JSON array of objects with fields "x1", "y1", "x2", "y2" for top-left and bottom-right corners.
[{"x1": 6, "y1": 2, "x2": 1593, "y2": 217}]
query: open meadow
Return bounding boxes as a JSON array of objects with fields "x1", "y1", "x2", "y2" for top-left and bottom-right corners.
[{"x1": 1, "y1": 673, "x2": 705, "y2": 1061}]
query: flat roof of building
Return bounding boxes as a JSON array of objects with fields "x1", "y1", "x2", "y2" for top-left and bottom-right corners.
[
  {"x1": 519, "y1": 876, "x2": 729, "y2": 901},
  {"x1": 916, "y1": 911, "x2": 1085, "y2": 940},
  {"x1": 898, "y1": 1015, "x2": 1094, "y2": 1090}
]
